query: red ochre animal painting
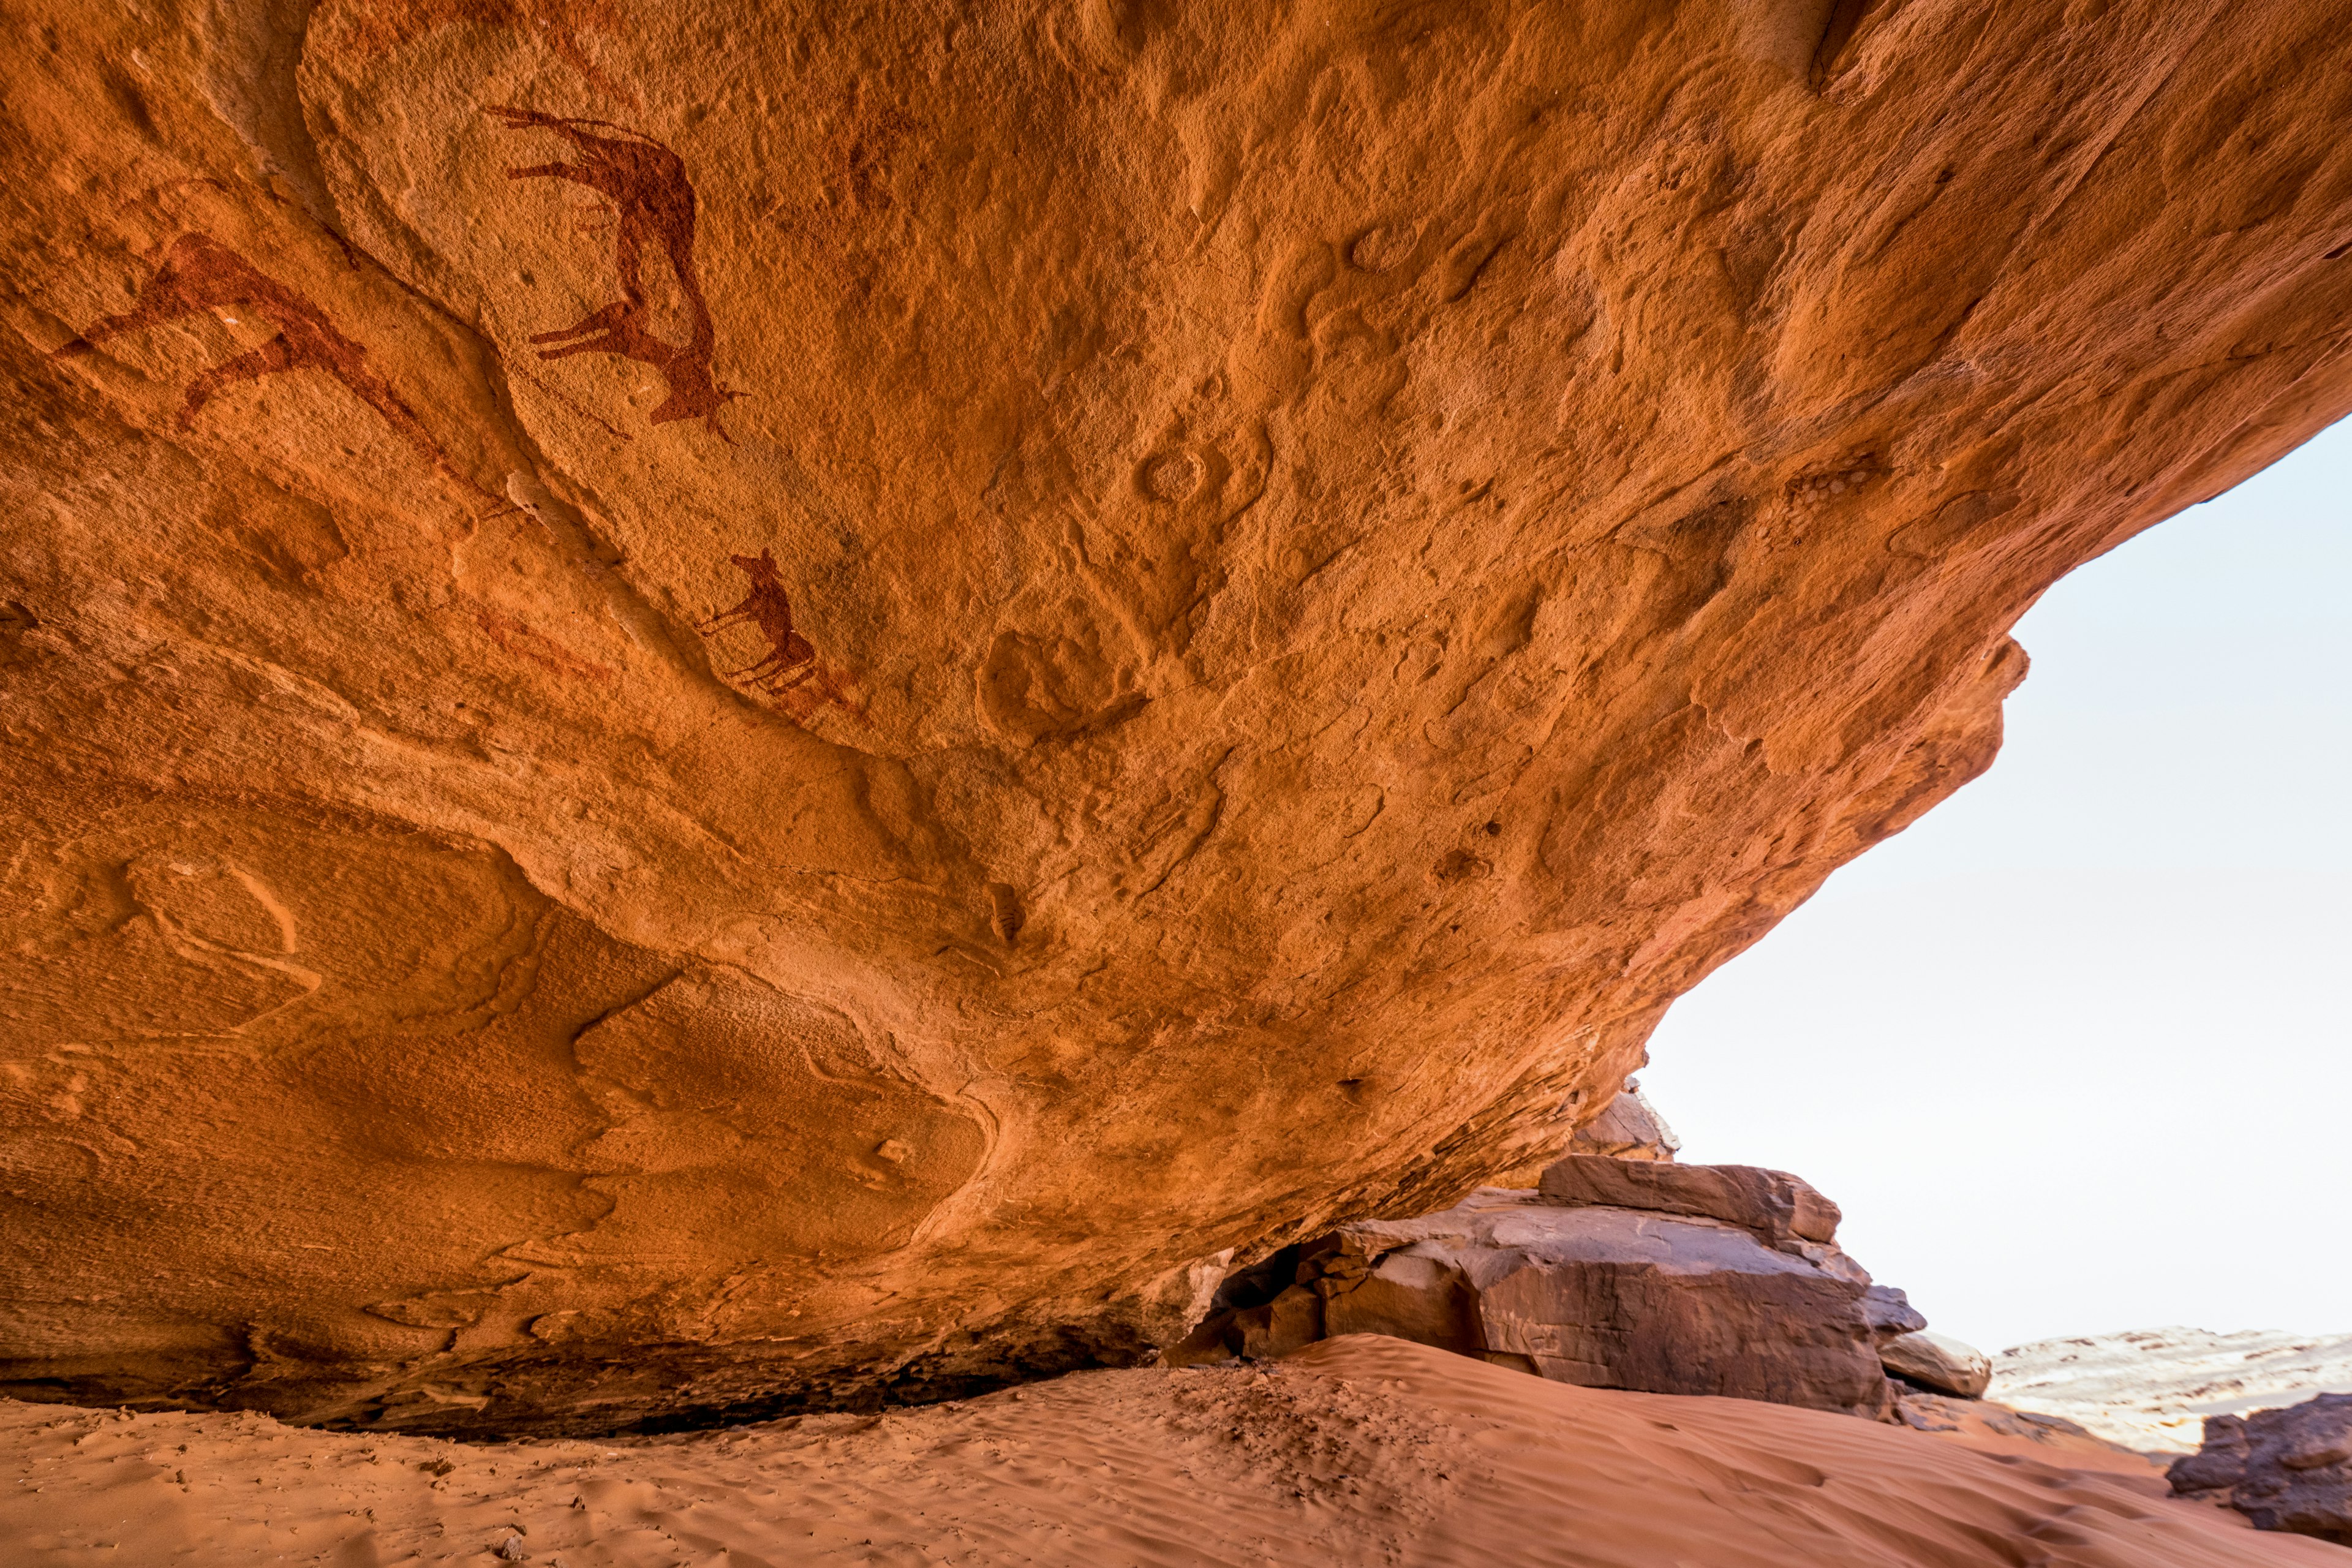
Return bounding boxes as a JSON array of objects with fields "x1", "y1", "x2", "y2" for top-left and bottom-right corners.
[
  {"x1": 701, "y1": 549, "x2": 820, "y2": 693},
  {"x1": 488, "y1": 106, "x2": 736, "y2": 432},
  {"x1": 51, "y1": 232, "x2": 448, "y2": 473}
]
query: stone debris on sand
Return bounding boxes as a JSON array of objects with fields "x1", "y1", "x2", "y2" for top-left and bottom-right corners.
[
  {"x1": 1992, "y1": 1327, "x2": 2352, "y2": 1453},
  {"x1": 3, "y1": 1335, "x2": 2332, "y2": 1568},
  {"x1": 2171, "y1": 1392, "x2": 2352, "y2": 1546},
  {"x1": 1892, "y1": 1387, "x2": 2149, "y2": 1460}
]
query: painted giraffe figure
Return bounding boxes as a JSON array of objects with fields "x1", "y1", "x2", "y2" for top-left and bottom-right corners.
[{"x1": 487, "y1": 106, "x2": 737, "y2": 431}]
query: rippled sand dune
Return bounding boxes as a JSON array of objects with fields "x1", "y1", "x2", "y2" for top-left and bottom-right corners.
[{"x1": 6, "y1": 1336, "x2": 2335, "y2": 1567}]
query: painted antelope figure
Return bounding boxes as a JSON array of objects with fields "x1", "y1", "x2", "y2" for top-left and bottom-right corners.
[
  {"x1": 51, "y1": 232, "x2": 447, "y2": 474},
  {"x1": 701, "y1": 549, "x2": 818, "y2": 692},
  {"x1": 487, "y1": 105, "x2": 736, "y2": 431}
]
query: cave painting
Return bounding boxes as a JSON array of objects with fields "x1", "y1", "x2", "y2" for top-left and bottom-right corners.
[
  {"x1": 51, "y1": 233, "x2": 447, "y2": 473},
  {"x1": 488, "y1": 106, "x2": 736, "y2": 432},
  {"x1": 700, "y1": 549, "x2": 820, "y2": 694}
]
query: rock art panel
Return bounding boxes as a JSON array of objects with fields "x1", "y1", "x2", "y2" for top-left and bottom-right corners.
[
  {"x1": 556, "y1": 966, "x2": 988, "y2": 1267},
  {"x1": 699, "y1": 548, "x2": 815, "y2": 687}
]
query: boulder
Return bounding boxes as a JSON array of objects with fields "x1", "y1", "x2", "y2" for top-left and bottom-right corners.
[
  {"x1": 2171, "y1": 1417, "x2": 2254, "y2": 1496},
  {"x1": 1890, "y1": 1389, "x2": 2163, "y2": 1474},
  {"x1": 6, "y1": 2, "x2": 2352, "y2": 1433},
  {"x1": 2169, "y1": 1393, "x2": 2352, "y2": 1545},
  {"x1": 1565, "y1": 1082, "x2": 1681, "y2": 1163},
  {"x1": 1861, "y1": 1286, "x2": 1929, "y2": 1344},
  {"x1": 1537, "y1": 1155, "x2": 1842, "y2": 1249},
  {"x1": 1880, "y1": 1330, "x2": 1992, "y2": 1400},
  {"x1": 1179, "y1": 1189, "x2": 1890, "y2": 1418},
  {"x1": 1231, "y1": 1286, "x2": 1325, "y2": 1364}
]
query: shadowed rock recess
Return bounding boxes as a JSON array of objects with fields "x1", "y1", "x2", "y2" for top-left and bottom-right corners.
[{"x1": 2, "y1": 2, "x2": 2350, "y2": 1436}]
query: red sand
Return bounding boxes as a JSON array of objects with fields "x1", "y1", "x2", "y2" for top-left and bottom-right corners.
[{"x1": 4, "y1": 1335, "x2": 2338, "y2": 1566}]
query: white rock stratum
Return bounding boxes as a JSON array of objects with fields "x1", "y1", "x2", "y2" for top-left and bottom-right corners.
[{"x1": 1990, "y1": 1328, "x2": 2352, "y2": 1453}]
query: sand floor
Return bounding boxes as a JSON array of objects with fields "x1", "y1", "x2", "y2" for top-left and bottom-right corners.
[{"x1": 4, "y1": 1335, "x2": 2340, "y2": 1567}]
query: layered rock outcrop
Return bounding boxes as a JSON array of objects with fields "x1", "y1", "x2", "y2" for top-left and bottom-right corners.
[
  {"x1": 1174, "y1": 1183, "x2": 1893, "y2": 1415},
  {"x1": 2171, "y1": 1394, "x2": 2352, "y2": 1545},
  {"x1": 1171, "y1": 1153, "x2": 2011, "y2": 1422},
  {"x1": 5, "y1": 1, "x2": 2351, "y2": 1431},
  {"x1": 1537, "y1": 1152, "x2": 1843, "y2": 1251}
]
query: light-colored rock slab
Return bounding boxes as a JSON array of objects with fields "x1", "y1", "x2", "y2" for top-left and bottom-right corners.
[
  {"x1": 1566, "y1": 1082, "x2": 1681, "y2": 1163},
  {"x1": 1881, "y1": 1330, "x2": 1992, "y2": 1400}
]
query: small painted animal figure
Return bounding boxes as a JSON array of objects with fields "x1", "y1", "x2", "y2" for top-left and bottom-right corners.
[{"x1": 701, "y1": 549, "x2": 817, "y2": 691}]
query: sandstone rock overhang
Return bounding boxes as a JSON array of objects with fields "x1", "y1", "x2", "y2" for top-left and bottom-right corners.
[{"x1": 4, "y1": 1, "x2": 2350, "y2": 1434}]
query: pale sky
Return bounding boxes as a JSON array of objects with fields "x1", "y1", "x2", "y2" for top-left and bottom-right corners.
[{"x1": 1641, "y1": 419, "x2": 2352, "y2": 1355}]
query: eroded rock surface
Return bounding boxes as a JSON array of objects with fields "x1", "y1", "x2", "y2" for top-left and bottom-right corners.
[
  {"x1": 1862, "y1": 1286, "x2": 1929, "y2": 1345},
  {"x1": 6, "y1": 1, "x2": 2352, "y2": 1431}
]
